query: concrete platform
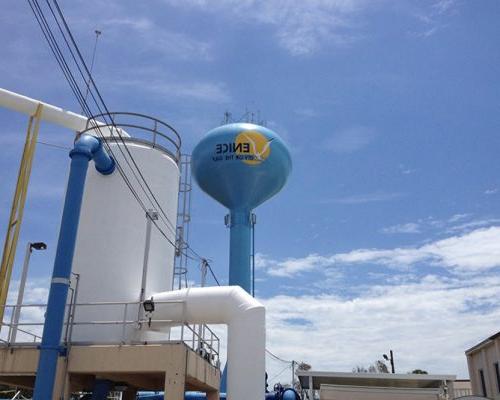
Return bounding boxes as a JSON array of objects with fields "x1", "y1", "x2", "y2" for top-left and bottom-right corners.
[{"x1": 0, "y1": 342, "x2": 220, "y2": 399}]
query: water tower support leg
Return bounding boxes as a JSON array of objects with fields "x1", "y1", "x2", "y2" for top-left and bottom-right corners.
[{"x1": 228, "y1": 210, "x2": 252, "y2": 293}]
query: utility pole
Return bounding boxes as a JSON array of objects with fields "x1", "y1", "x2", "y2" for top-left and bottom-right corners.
[{"x1": 383, "y1": 350, "x2": 395, "y2": 373}]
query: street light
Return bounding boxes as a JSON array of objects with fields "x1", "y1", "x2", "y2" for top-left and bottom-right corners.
[
  {"x1": 383, "y1": 350, "x2": 395, "y2": 373},
  {"x1": 10, "y1": 241, "x2": 47, "y2": 342},
  {"x1": 30, "y1": 242, "x2": 47, "y2": 251}
]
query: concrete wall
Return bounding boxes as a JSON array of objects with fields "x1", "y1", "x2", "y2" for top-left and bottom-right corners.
[
  {"x1": 467, "y1": 335, "x2": 500, "y2": 399},
  {"x1": 453, "y1": 380, "x2": 472, "y2": 398},
  {"x1": 0, "y1": 343, "x2": 220, "y2": 400},
  {"x1": 319, "y1": 384, "x2": 440, "y2": 400}
]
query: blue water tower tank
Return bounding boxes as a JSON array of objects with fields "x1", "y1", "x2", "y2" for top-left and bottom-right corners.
[{"x1": 192, "y1": 123, "x2": 292, "y2": 292}]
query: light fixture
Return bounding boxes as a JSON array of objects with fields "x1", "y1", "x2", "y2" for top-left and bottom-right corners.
[
  {"x1": 30, "y1": 242, "x2": 47, "y2": 251},
  {"x1": 143, "y1": 298, "x2": 155, "y2": 328},
  {"x1": 143, "y1": 298, "x2": 155, "y2": 313}
]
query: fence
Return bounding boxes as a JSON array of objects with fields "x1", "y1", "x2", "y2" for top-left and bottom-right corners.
[{"x1": 0, "y1": 299, "x2": 220, "y2": 368}]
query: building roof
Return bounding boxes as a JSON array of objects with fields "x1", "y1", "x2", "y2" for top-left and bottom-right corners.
[
  {"x1": 297, "y1": 371, "x2": 456, "y2": 390},
  {"x1": 465, "y1": 331, "x2": 500, "y2": 355}
]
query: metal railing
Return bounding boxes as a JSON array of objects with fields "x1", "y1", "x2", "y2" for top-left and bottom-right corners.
[
  {"x1": 80, "y1": 112, "x2": 182, "y2": 163},
  {"x1": 0, "y1": 299, "x2": 220, "y2": 368}
]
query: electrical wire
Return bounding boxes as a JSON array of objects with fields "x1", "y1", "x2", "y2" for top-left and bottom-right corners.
[
  {"x1": 266, "y1": 349, "x2": 293, "y2": 364},
  {"x1": 27, "y1": 0, "x2": 185, "y2": 252},
  {"x1": 51, "y1": 0, "x2": 179, "y2": 236},
  {"x1": 37, "y1": 141, "x2": 71, "y2": 151},
  {"x1": 28, "y1": 0, "x2": 222, "y2": 283},
  {"x1": 53, "y1": 1, "x2": 177, "y2": 237},
  {"x1": 207, "y1": 262, "x2": 221, "y2": 286},
  {"x1": 33, "y1": 0, "x2": 178, "y2": 239},
  {"x1": 268, "y1": 364, "x2": 291, "y2": 384}
]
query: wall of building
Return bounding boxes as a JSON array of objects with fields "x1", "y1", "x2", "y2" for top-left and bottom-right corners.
[
  {"x1": 453, "y1": 380, "x2": 472, "y2": 398},
  {"x1": 319, "y1": 384, "x2": 441, "y2": 400},
  {"x1": 467, "y1": 335, "x2": 500, "y2": 399}
]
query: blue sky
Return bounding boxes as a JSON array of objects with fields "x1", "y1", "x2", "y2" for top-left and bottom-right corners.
[{"x1": 1, "y1": 0, "x2": 500, "y2": 385}]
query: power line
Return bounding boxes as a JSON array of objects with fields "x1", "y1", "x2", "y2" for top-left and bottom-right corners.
[
  {"x1": 266, "y1": 349, "x2": 293, "y2": 364},
  {"x1": 28, "y1": 0, "x2": 215, "y2": 279},
  {"x1": 28, "y1": 0, "x2": 179, "y2": 245},
  {"x1": 40, "y1": 0, "x2": 178, "y2": 237},
  {"x1": 268, "y1": 364, "x2": 291, "y2": 384},
  {"x1": 37, "y1": 140, "x2": 71, "y2": 151},
  {"x1": 207, "y1": 262, "x2": 220, "y2": 286},
  {"x1": 52, "y1": 0, "x2": 179, "y2": 236}
]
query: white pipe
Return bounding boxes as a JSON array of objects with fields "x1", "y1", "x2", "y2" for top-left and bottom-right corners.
[
  {"x1": 0, "y1": 87, "x2": 127, "y2": 137},
  {"x1": 150, "y1": 286, "x2": 265, "y2": 400}
]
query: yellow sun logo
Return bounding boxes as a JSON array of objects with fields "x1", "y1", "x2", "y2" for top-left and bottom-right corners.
[{"x1": 235, "y1": 131, "x2": 273, "y2": 165}]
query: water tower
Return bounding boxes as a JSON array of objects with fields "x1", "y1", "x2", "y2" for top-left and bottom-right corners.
[{"x1": 192, "y1": 123, "x2": 291, "y2": 292}]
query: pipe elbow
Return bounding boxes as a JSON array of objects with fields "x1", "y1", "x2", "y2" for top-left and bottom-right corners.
[
  {"x1": 70, "y1": 134, "x2": 115, "y2": 175},
  {"x1": 226, "y1": 285, "x2": 265, "y2": 317},
  {"x1": 70, "y1": 134, "x2": 99, "y2": 160}
]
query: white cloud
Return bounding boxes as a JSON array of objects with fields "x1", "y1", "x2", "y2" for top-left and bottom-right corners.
[
  {"x1": 484, "y1": 188, "x2": 498, "y2": 195},
  {"x1": 398, "y1": 164, "x2": 417, "y2": 175},
  {"x1": 263, "y1": 274, "x2": 500, "y2": 380},
  {"x1": 381, "y1": 222, "x2": 421, "y2": 234},
  {"x1": 432, "y1": 0, "x2": 458, "y2": 15},
  {"x1": 1, "y1": 279, "x2": 50, "y2": 342},
  {"x1": 338, "y1": 226, "x2": 500, "y2": 274},
  {"x1": 379, "y1": 214, "x2": 498, "y2": 236},
  {"x1": 410, "y1": 0, "x2": 459, "y2": 38},
  {"x1": 263, "y1": 253, "x2": 333, "y2": 278},
  {"x1": 324, "y1": 126, "x2": 376, "y2": 153},
  {"x1": 448, "y1": 213, "x2": 470, "y2": 223},
  {"x1": 108, "y1": 76, "x2": 230, "y2": 103},
  {"x1": 446, "y1": 218, "x2": 500, "y2": 234},
  {"x1": 165, "y1": 0, "x2": 370, "y2": 56},
  {"x1": 294, "y1": 108, "x2": 320, "y2": 119},
  {"x1": 322, "y1": 192, "x2": 404, "y2": 205},
  {"x1": 104, "y1": 17, "x2": 212, "y2": 61},
  {"x1": 258, "y1": 225, "x2": 500, "y2": 277}
]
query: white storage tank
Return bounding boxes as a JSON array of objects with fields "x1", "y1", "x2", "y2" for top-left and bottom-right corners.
[{"x1": 69, "y1": 115, "x2": 180, "y2": 343}]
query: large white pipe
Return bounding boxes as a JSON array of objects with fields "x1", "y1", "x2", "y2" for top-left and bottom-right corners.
[
  {"x1": 0, "y1": 87, "x2": 127, "y2": 137},
  {"x1": 150, "y1": 286, "x2": 265, "y2": 400}
]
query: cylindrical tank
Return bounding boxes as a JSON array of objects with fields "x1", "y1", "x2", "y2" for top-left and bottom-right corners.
[
  {"x1": 191, "y1": 123, "x2": 291, "y2": 293},
  {"x1": 70, "y1": 137, "x2": 179, "y2": 342}
]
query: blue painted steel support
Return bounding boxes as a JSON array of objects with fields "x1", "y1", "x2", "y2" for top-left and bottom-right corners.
[
  {"x1": 137, "y1": 391, "x2": 291, "y2": 399},
  {"x1": 220, "y1": 365, "x2": 228, "y2": 394},
  {"x1": 228, "y1": 210, "x2": 252, "y2": 293},
  {"x1": 223, "y1": 209, "x2": 252, "y2": 394},
  {"x1": 91, "y1": 379, "x2": 113, "y2": 400},
  {"x1": 32, "y1": 135, "x2": 114, "y2": 400}
]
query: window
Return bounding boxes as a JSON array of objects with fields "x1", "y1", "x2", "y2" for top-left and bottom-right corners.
[
  {"x1": 495, "y1": 362, "x2": 500, "y2": 393},
  {"x1": 479, "y1": 369, "x2": 487, "y2": 397}
]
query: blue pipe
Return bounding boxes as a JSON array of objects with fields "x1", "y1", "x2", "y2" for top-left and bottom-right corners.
[
  {"x1": 228, "y1": 209, "x2": 252, "y2": 293},
  {"x1": 223, "y1": 209, "x2": 252, "y2": 393},
  {"x1": 137, "y1": 391, "x2": 297, "y2": 399},
  {"x1": 91, "y1": 379, "x2": 113, "y2": 400},
  {"x1": 32, "y1": 135, "x2": 114, "y2": 400}
]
